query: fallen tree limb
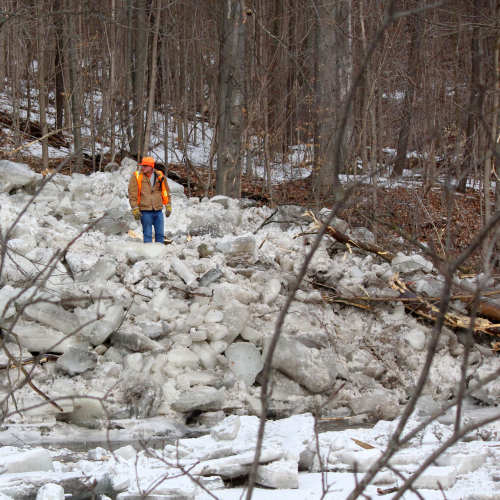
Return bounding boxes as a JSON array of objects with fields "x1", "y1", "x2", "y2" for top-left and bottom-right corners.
[
  {"x1": 390, "y1": 278, "x2": 500, "y2": 337},
  {"x1": 306, "y1": 211, "x2": 396, "y2": 262}
]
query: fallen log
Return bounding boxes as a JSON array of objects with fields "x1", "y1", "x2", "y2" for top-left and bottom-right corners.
[{"x1": 390, "y1": 279, "x2": 500, "y2": 337}]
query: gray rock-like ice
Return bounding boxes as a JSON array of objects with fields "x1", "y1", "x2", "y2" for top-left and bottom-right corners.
[
  {"x1": 265, "y1": 334, "x2": 337, "y2": 393},
  {"x1": 23, "y1": 302, "x2": 81, "y2": 335},
  {"x1": 56, "y1": 347, "x2": 97, "y2": 376},
  {"x1": 91, "y1": 305, "x2": 125, "y2": 345},
  {"x1": 171, "y1": 257, "x2": 198, "y2": 287},
  {"x1": 171, "y1": 386, "x2": 225, "y2": 412}
]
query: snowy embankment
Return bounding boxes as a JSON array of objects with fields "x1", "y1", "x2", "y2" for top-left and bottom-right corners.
[{"x1": 0, "y1": 158, "x2": 500, "y2": 499}]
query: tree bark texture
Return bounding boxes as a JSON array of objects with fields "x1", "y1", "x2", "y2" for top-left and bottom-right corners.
[
  {"x1": 314, "y1": 0, "x2": 353, "y2": 198},
  {"x1": 216, "y1": 0, "x2": 247, "y2": 197}
]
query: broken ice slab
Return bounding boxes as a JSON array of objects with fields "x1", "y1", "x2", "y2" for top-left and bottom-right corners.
[
  {"x1": 75, "y1": 258, "x2": 117, "y2": 283},
  {"x1": 0, "y1": 447, "x2": 54, "y2": 474},
  {"x1": 105, "y1": 241, "x2": 168, "y2": 259},
  {"x1": 217, "y1": 236, "x2": 256, "y2": 258},
  {"x1": 189, "y1": 341, "x2": 216, "y2": 369},
  {"x1": 436, "y1": 450, "x2": 487, "y2": 474},
  {"x1": 23, "y1": 302, "x2": 81, "y2": 335},
  {"x1": 171, "y1": 257, "x2": 198, "y2": 287},
  {"x1": 91, "y1": 305, "x2": 125, "y2": 345},
  {"x1": 341, "y1": 449, "x2": 382, "y2": 472},
  {"x1": 35, "y1": 483, "x2": 65, "y2": 500},
  {"x1": 93, "y1": 208, "x2": 131, "y2": 236},
  {"x1": 5, "y1": 320, "x2": 90, "y2": 353},
  {"x1": 171, "y1": 386, "x2": 225, "y2": 412},
  {"x1": 391, "y1": 253, "x2": 433, "y2": 274},
  {"x1": 261, "y1": 278, "x2": 281, "y2": 305},
  {"x1": 412, "y1": 466, "x2": 457, "y2": 490},
  {"x1": 198, "y1": 266, "x2": 223, "y2": 288},
  {"x1": 255, "y1": 460, "x2": 299, "y2": 489},
  {"x1": 264, "y1": 334, "x2": 337, "y2": 393},
  {"x1": 189, "y1": 213, "x2": 224, "y2": 237},
  {"x1": 221, "y1": 302, "x2": 250, "y2": 345},
  {"x1": 111, "y1": 329, "x2": 164, "y2": 353},
  {"x1": 65, "y1": 252, "x2": 99, "y2": 275},
  {"x1": 0, "y1": 160, "x2": 43, "y2": 189},
  {"x1": 67, "y1": 390, "x2": 106, "y2": 427},
  {"x1": 211, "y1": 415, "x2": 241, "y2": 441},
  {"x1": 226, "y1": 342, "x2": 264, "y2": 387},
  {"x1": 56, "y1": 347, "x2": 97, "y2": 376}
]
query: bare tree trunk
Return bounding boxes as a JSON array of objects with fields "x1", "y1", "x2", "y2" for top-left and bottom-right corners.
[
  {"x1": 67, "y1": 0, "x2": 83, "y2": 172},
  {"x1": 161, "y1": 29, "x2": 169, "y2": 173},
  {"x1": 37, "y1": 16, "x2": 49, "y2": 171},
  {"x1": 458, "y1": 0, "x2": 484, "y2": 193},
  {"x1": 143, "y1": 0, "x2": 161, "y2": 155},
  {"x1": 0, "y1": 22, "x2": 6, "y2": 92},
  {"x1": 216, "y1": 0, "x2": 247, "y2": 197},
  {"x1": 54, "y1": 0, "x2": 64, "y2": 130},
  {"x1": 393, "y1": 8, "x2": 422, "y2": 177},
  {"x1": 109, "y1": 0, "x2": 117, "y2": 162},
  {"x1": 314, "y1": 0, "x2": 353, "y2": 199},
  {"x1": 130, "y1": 0, "x2": 147, "y2": 159}
]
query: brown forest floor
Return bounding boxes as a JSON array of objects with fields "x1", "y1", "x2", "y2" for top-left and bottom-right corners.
[{"x1": 18, "y1": 154, "x2": 487, "y2": 272}]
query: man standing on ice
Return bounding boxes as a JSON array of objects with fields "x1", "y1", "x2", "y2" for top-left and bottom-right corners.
[{"x1": 128, "y1": 157, "x2": 171, "y2": 243}]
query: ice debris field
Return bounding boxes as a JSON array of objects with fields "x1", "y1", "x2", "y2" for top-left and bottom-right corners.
[{"x1": 1, "y1": 158, "x2": 500, "y2": 499}]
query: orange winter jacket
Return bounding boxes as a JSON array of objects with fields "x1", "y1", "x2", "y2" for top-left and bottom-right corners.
[{"x1": 128, "y1": 169, "x2": 171, "y2": 211}]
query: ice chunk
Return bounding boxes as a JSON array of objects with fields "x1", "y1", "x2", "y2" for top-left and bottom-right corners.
[
  {"x1": 199, "y1": 267, "x2": 223, "y2": 288},
  {"x1": 189, "y1": 213, "x2": 223, "y2": 237},
  {"x1": 404, "y1": 328, "x2": 426, "y2": 350},
  {"x1": 177, "y1": 370, "x2": 217, "y2": 388},
  {"x1": 114, "y1": 445, "x2": 136, "y2": 460},
  {"x1": 124, "y1": 261, "x2": 152, "y2": 284},
  {"x1": 124, "y1": 353, "x2": 144, "y2": 371},
  {"x1": 412, "y1": 466, "x2": 457, "y2": 490},
  {"x1": 226, "y1": 343, "x2": 264, "y2": 387},
  {"x1": 217, "y1": 236, "x2": 256, "y2": 258},
  {"x1": 0, "y1": 342, "x2": 32, "y2": 368},
  {"x1": 23, "y1": 303, "x2": 81, "y2": 335},
  {"x1": 264, "y1": 335, "x2": 337, "y2": 393},
  {"x1": 111, "y1": 330, "x2": 164, "y2": 353},
  {"x1": 167, "y1": 347, "x2": 200, "y2": 369},
  {"x1": 0, "y1": 447, "x2": 54, "y2": 474},
  {"x1": 241, "y1": 326, "x2": 262, "y2": 345},
  {"x1": 171, "y1": 386, "x2": 225, "y2": 412},
  {"x1": 392, "y1": 253, "x2": 433, "y2": 274},
  {"x1": 73, "y1": 307, "x2": 98, "y2": 338},
  {"x1": 67, "y1": 390, "x2": 106, "y2": 427},
  {"x1": 105, "y1": 241, "x2": 168, "y2": 259},
  {"x1": 261, "y1": 279, "x2": 281, "y2": 305},
  {"x1": 56, "y1": 195, "x2": 73, "y2": 215},
  {"x1": 36, "y1": 484, "x2": 64, "y2": 500},
  {"x1": 65, "y1": 253, "x2": 99, "y2": 275},
  {"x1": 56, "y1": 347, "x2": 97, "y2": 376},
  {"x1": 204, "y1": 323, "x2": 229, "y2": 341},
  {"x1": 76, "y1": 258, "x2": 117, "y2": 282},
  {"x1": 93, "y1": 208, "x2": 130, "y2": 236},
  {"x1": 0, "y1": 160, "x2": 42, "y2": 189},
  {"x1": 91, "y1": 305, "x2": 125, "y2": 345},
  {"x1": 190, "y1": 341, "x2": 217, "y2": 369},
  {"x1": 348, "y1": 394, "x2": 399, "y2": 420},
  {"x1": 255, "y1": 460, "x2": 298, "y2": 489},
  {"x1": 341, "y1": 449, "x2": 383, "y2": 472},
  {"x1": 436, "y1": 450, "x2": 487, "y2": 474},
  {"x1": 121, "y1": 371, "x2": 162, "y2": 418},
  {"x1": 6, "y1": 320, "x2": 90, "y2": 353},
  {"x1": 171, "y1": 257, "x2": 197, "y2": 287},
  {"x1": 104, "y1": 346, "x2": 123, "y2": 363},
  {"x1": 211, "y1": 415, "x2": 241, "y2": 441},
  {"x1": 204, "y1": 309, "x2": 223, "y2": 323},
  {"x1": 221, "y1": 302, "x2": 250, "y2": 344}
]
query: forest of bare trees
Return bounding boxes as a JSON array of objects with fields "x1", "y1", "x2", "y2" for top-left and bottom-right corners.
[{"x1": 0, "y1": 0, "x2": 499, "y2": 207}]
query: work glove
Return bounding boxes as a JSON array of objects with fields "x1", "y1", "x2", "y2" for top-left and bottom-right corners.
[
  {"x1": 165, "y1": 206, "x2": 172, "y2": 218},
  {"x1": 132, "y1": 207, "x2": 142, "y2": 220}
]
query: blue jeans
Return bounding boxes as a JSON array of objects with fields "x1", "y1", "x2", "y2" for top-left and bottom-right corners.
[{"x1": 140, "y1": 210, "x2": 164, "y2": 243}]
